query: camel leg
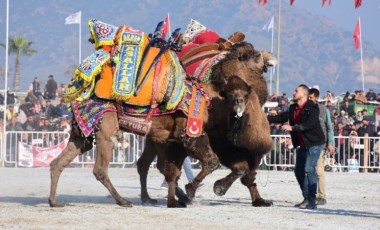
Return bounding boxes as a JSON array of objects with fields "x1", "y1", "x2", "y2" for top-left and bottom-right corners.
[
  {"x1": 92, "y1": 113, "x2": 133, "y2": 207},
  {"x1": 49, "y1": 128, "x2": 92, "y2": 207},
  {"x1": 240, "y1": 156, "x2": 273, "y2": 207},
  {"x1": 184, "y1": 134, "x2": 220, "y2": 200},
  {"x1": 213, "y1": 162, "x2": 247, "y2": 196},
  {"x1": 164, "y1": 142, "x2": 187, "y2": 208},
  {"x1": 137, "y1": 139, "x2": 159, "y2": 206}
]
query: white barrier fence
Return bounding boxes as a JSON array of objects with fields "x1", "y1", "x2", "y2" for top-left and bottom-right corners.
[
  {"x1": 264, "y1": 134, "x2": 380, "y2": 172},
  {"x1": 1, "y1": 131, "x2": 379, "y2": 172}
]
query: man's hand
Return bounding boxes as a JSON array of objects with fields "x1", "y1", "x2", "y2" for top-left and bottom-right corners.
[
  {"x1": 326, "y1": 144, "x2": 335, "y2": 153},
  {"x1": 281, "y1": 124, "x2": 292, "y2": 132}
]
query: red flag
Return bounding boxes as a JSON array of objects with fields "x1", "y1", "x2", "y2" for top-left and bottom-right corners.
[
  {"x1": 353, "y1": 19, "x2": 360, "y2": 49},
  {"x1": 258, "y1": 0, "x2": 268, "y2": 5},
  {"x1": 322, "y1": 0, "x2": 332, "y2": 7},
  {"x1": 290, "y1": 0, "x2": 295, "y2": 5},
  {"x1": 160, "y1": 14, "x2": 170, "y2": 39},
  {"x1": 355, "y1": 0, "x2": 362, "y2": 8}
]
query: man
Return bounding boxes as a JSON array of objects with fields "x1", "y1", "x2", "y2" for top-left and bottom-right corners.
[
  {"x1": 309, "y1": 88, "x2": 335, "y2": 205},
  {"x1": 267, "y1": 84, "x2": 325, "y2": 209}
]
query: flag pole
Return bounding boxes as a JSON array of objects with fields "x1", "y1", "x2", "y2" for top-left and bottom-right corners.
[
  {"x1": 276, "y1": 0, "x2": 281, "y2": 95},
  {"x1": 358, "y1": 16, "x2": 364, "y2": 91},
  {"x1": 79, "y1": 12, "x2": 82, "y2": 65},
  {"x1": 2, "y1": 0, "x2": 9, "y2": 167},
  {"x1": 269, "y1": 17, "x2": 274, "y2": 96}
]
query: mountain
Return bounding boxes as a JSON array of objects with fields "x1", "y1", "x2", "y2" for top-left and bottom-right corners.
[{"x1": 0, "y1": 0, "x2": 379, "y2": 96}]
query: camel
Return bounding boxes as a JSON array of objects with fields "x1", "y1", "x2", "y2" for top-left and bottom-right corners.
[
  {"x1": 48, "y1": 26, "x2": 275, "y2": 207},
  {"x1": 137, "y1": 42, "x2": 276, "y2": 207}
]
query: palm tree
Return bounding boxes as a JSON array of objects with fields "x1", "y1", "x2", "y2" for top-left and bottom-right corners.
[{"x1": 0, "y1": 36, "x2": 37, "y2": 92}]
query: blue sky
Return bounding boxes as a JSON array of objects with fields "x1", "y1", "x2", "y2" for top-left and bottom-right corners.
[{"x1": 295, "y1": 0, "x2": 380, "y2": 50}]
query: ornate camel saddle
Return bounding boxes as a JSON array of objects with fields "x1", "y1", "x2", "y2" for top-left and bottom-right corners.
[{"x1": 64, "y1": 19, "x2": 186, "y2": 111}]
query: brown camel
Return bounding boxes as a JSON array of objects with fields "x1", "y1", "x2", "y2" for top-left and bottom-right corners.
[
  {"x1": 137, "y1": 42, "x2": 276, "y2": 206},
  {"x1": 49, "y1": 106, "x2": 220, "y2": 208}
]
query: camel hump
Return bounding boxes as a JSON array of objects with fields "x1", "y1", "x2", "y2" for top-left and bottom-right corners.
[
  {"x1": 178, "y1": 43, "x2": 221, "y2": 63},
  {"x1": 218, "y1": 31, "x2": 245, "y2": 50}
]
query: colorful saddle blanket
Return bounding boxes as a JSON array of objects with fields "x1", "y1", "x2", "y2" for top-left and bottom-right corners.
[
  {"x1": 72, "y1": 98, "x2": 116, "y2": 137},
  {"x1": 63, "y1": 22, "x2": 186, "y2": 111}
]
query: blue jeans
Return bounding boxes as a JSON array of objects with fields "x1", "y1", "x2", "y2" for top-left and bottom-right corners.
[
  {"x1": 294, "y1": 145, "x2": 324, "y2": 200},
  {"x1": 183, "y1": 157, "x2": 195, "y2": 182}
]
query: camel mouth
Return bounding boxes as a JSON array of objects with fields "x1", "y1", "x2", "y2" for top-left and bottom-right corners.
[
  {"x1": 267, "y1": 57, "x2": 277, "y2": 67},
  {"x1": 233, "y1": 105, "x2": 246, "y2": 118}
]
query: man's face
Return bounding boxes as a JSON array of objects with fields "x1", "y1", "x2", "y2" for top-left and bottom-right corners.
[
  {"x1": 293, "y1": 87, "x2": 305, "y2": 101},
  {"x1": 308, "y1": 94, "x2": 318, "y2": 104}
]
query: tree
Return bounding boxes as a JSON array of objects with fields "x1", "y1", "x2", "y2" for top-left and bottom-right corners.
[{"x1": 0, "y1": 36, "x2": 37, "y2": 92}]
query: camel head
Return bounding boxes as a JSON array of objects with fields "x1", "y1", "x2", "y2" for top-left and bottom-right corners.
[
  {"x1": 222, "y1": 75, "x2": 251, "y2": 118},
  {"x1": 225, "y1": 41, "x2": 277, "y2": 73}
]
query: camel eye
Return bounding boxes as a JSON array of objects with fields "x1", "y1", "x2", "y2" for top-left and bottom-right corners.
[{"x1": 238, "y1": 53, "x2": 249, "y2": 61}]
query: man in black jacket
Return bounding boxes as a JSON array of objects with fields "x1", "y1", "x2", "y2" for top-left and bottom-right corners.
[{"x1": 268, "y1": 84, "x2": 325, "y2": 209}]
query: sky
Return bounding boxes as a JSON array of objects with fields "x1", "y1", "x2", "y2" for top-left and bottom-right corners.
[
  {"x1": 0, "y1": 0, "x2": 379, "y2": 93},
  {"x1": 295, "y1": 0, "x2": 380, "y2": 50}
]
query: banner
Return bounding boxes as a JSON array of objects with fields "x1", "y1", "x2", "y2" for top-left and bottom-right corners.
[{"x1": 17, "y1": 137, "x2": 76, "y2": 167}]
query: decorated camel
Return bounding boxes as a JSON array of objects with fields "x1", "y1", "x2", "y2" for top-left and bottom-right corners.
[
  {"x1": 137, "y1": 41, "x2": 276, "y2": 207},
  {"x1": 49, "y1": 19, "x2": 258, "y2": 207}
]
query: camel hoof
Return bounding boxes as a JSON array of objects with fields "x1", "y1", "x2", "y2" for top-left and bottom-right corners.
[
  {"x1": 49, "y1": 199, "x2": 65, "y2": 208},
  {"x1": 141, "y1": 198, "x2": 158, "y2": 206},
  {"x1": 117, "y1": 199, "x2": 133, "y2": 208},
  {"x1": 213, "y1": 179, "x2": 228, "y2": 196},
  {"x1": 184, "y1": 184, "x2": 196, "y2": 201},
  {"x1": 176, "y1": 187, "x2": 192, "y2": 204},
  {"x1": 167, "y1": 200, "x2": 187, "y2": 208},
  {"x1": 252, "y1": 198, "x2": 273, "y2": 207}
]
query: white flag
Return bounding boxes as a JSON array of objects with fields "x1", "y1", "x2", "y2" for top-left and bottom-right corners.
[
  {"x1": 262, "y1": 16, "x2": 274, "y2": 32},
  {"x1": 65, "y1": 11, "x2": 81, "y2": 25}
]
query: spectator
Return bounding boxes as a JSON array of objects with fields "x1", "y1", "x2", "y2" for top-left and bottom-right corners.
[
  {"x1": 5, "y1": 104, "x2": 17, "y2": 121},
  {"x1": 334, "y1": 122, "x2": 349, "y2": 164},
  {"x1": 355, "y1": 90, "x2": 367, "y2": 104},
  {"x1": 325, "y1": 100, "x2": 334, "y2": 116},
  {"x1": 6, "y1": 117, "x2": 23, "y2": 131},
  {"x1": 55, "y1": 100, "x2": 72, "y2": 119},
  {"x1": 6, "y1": 90, "x2": 17, "y2": 105},
  {"x1": 57, "y1": 83, "x2": 67, "y2": 98},
  {"x1": 278, "y1": 98, "x2": 289, "y2": 112},
  {"x1": 365, "y1": 88, "x2": 376, "y2": 101},
  {"x1": 374, "y1": 105, "x2": 380, "y2": 115},
  {"x1": 32, "y1": 77, "x2": 40, "y2": 96},
  {"x1": 23, "y1": 114, "x2": 37, "y2": 131},
  {"x1": 45, "y1": 100, "x2": 57, "y2": 120},
  {"x1": 44, "y1": 75, "x2": 58, "y2": 100},
  {"x1": 308, "y1": 88, "x2": 335, "y2": 206}
]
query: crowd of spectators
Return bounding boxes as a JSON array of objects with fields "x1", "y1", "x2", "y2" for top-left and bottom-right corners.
[{"x1": 0, "y1": 74, "x2": 71, "y2": 134}]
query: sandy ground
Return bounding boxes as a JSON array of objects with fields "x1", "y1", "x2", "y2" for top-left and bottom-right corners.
[{"x1": 0, "y1": 167, "x2": 379, "y2": 230}]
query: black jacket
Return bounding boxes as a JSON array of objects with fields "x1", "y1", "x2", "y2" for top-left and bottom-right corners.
[{"x1": 268, "y1": 100, "x2": 325, "y2": 148}]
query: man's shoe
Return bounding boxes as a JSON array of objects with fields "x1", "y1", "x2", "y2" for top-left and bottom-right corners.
[
  {"x1": 316, "y1": 198, "x2": 327, "y2": 205},
  {"x1": 300, "y1": 199, "x2": 317, "y2": 210},
  {"x1": 294, "y1": 199, "x2": 308, "y2": 208},
  {"x1": 305, "y1": 203, "x2": 317, "y2": 209}
]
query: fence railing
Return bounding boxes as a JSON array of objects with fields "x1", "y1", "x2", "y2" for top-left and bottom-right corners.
[{"x1": 1, "y1": 131, "x2": 379, "y2": 172}]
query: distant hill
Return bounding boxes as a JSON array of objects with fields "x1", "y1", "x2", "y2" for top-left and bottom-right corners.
[{"x1": 0, "y1": 0, "x2": 379, "y2": 95}]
